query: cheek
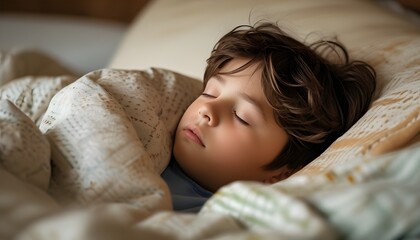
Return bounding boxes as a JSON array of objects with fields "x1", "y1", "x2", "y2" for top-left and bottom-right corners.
[
  {"x1": 210, "y1": 129, "x2": 259, "y2": 167},
  {"x1": 215, "y1": 127, "x2": 286, "y2": 170},
  {"x1": 178, "y1": 101, "x2": 199, "y2": 124}
]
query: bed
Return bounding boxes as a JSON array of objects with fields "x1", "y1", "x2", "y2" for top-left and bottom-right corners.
[{"x1": 1, "y1": 0, "x2": 419, "y2": 239}]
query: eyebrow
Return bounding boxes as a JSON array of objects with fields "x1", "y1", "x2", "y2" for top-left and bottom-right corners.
[{"x1": 214, "y1": 74, "x2": 267, "y2": 121}]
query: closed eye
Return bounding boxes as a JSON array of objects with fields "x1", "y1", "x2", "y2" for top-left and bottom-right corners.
[
  {"x1": 201, "y1": 93, "x2": 216, "y2": 98},
  {"x1": 233, "y1": 111, "x2": 249, "y2": 126}
]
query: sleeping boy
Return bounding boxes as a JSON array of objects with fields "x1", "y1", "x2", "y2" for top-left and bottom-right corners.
[
  {"x1": 7, "y1": 21, "x2": 374, "y2": 213},
  {"x1": 162, "y1": 22, "x2": 376, "y2": 212}
]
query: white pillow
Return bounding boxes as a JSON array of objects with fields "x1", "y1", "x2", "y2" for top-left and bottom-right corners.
[
  {"x1": 109, "y1": 0, "x2": 420, "y2": 175},
  {"x1": 109, "y1": 0, "x2": 419, "y2": 80}
]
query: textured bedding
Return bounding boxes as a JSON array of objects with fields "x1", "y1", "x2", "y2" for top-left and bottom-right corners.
[
  {"x1": 1, "y1": 50, "x2": 419, "y2": 240},
  {"x1": 39, "y1": 67, "x2": 200, "y2": 208},
  {"x1": 0, "y1": 0, "x2": 420, "y2": 240}
]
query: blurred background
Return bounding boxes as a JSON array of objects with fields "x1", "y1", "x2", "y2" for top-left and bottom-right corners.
[
  {"x1": 1, "y1": 0, "x2": 150, "y2": 23},
  {"x1": 0, "y1": 0, "x2": 150, "y2": 74},
  {"x1": 0, "y1": 0, "x2": 418, "y2": 75}
]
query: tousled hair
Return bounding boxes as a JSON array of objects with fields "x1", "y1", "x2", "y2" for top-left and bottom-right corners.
[{"x1": 204, "y1": 22, "x2": 376, "y2": 171}]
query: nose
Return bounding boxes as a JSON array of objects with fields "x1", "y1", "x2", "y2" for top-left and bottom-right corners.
[{"x1": 198, "y1": 103, "x2": 218, "y2": 126}]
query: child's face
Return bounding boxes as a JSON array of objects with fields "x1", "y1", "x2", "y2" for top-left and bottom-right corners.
[{"x1": 173, "y1": 58, "x2": 288, "y2": 192}]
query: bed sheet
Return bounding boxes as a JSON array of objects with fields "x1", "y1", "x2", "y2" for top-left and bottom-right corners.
[{"x1": 0, "y1": 50, "x2": 419, "y2": 240}]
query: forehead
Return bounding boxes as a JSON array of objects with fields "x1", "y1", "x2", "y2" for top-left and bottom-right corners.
[
  {"x1": 216, "y1": 58, "x2": 264, "y2": 94},
  {"x1": 220, "y1": 58, "x2": 261, "y2": 76}
]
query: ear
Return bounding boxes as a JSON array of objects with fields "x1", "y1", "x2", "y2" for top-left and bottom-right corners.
[{"x1": 262, "y1": 167, "x2": 294, "y2": 184}]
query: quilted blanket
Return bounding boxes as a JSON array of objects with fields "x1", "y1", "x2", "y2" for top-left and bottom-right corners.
[{"x1": 1, "y1": 50, "x2": 419, "y2": 240}]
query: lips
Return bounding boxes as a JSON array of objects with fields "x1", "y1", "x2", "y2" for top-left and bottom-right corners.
[{"x1": 183, "y1": 127, "x2": 205, "y2": 147}]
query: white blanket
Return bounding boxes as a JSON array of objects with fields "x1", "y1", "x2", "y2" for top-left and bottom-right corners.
[
  {"x1": 40, "y1": 67, "x2": 201, "y2": 208},
  {"x1": 1, "y1": 50, "x2": 419, "y2": 240}
]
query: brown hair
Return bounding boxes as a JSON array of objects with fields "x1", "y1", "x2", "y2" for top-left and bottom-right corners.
[{"x1": 204, "y1": 22, "x2": 376, "y2": 171}]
